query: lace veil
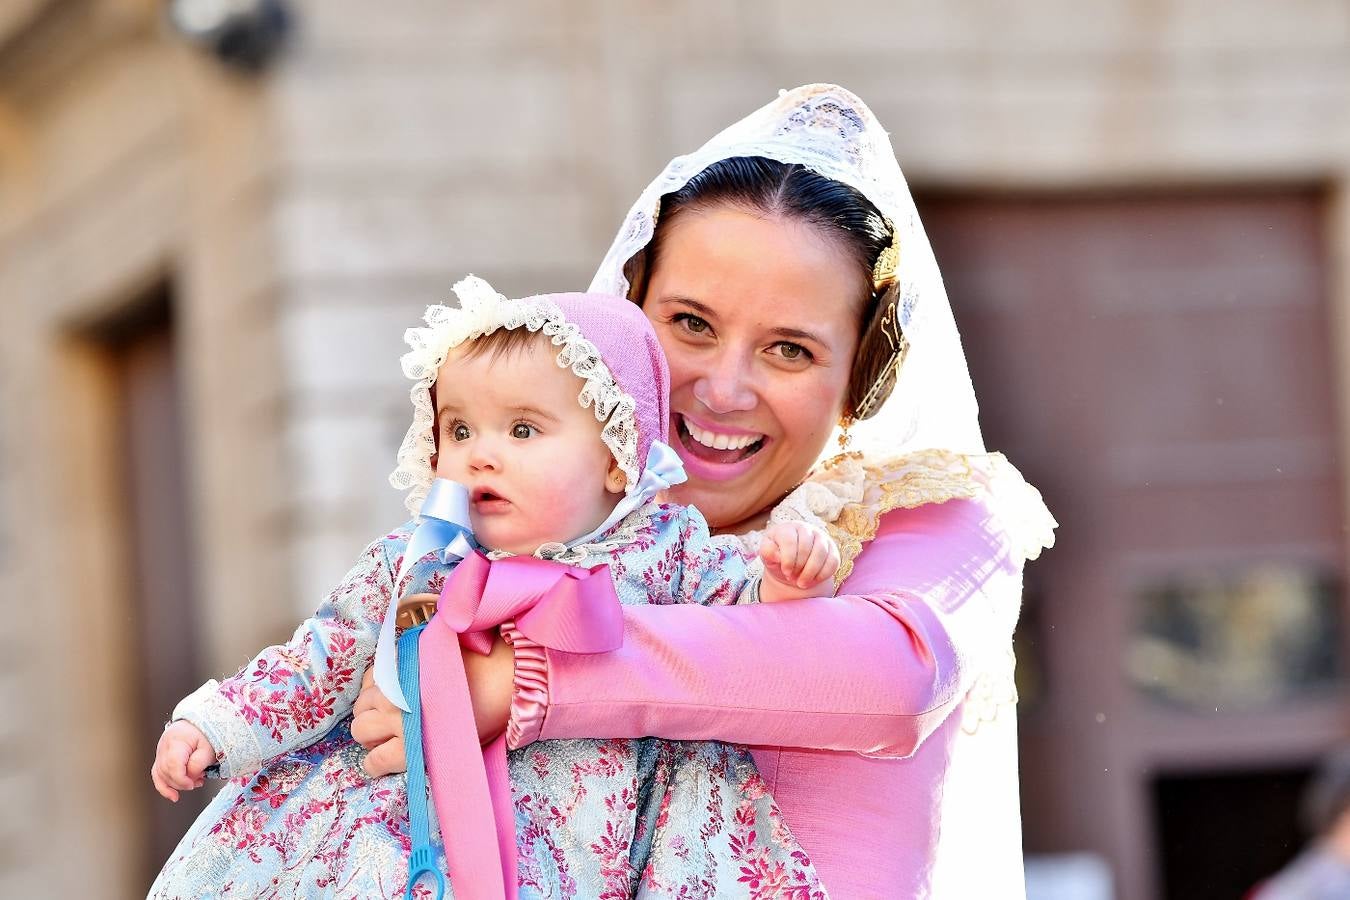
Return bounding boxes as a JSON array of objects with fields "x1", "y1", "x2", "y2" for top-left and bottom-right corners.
[{"x1": 590, "y1": 83, "x2": 985, "y2": 462}]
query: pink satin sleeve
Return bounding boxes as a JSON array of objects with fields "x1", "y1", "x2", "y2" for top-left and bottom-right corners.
[{"x1": 508, "y1": 496, "x2": 1023, "y2": 757}]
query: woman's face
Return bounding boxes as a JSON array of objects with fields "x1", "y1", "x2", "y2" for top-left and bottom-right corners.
[{"x1": 641, "y1": 204, "x2": 867, "y2": 532}]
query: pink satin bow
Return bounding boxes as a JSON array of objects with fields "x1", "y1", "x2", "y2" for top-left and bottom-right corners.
[{"x1": 416, "y1": 550, "x2": 623, "y2": 900}]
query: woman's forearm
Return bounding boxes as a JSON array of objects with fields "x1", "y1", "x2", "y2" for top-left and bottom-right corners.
[{"x1": 511, "y1": 497, "x2": 1024, "y2": 756}]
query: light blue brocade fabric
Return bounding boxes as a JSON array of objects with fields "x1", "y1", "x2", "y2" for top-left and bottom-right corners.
[{"x1": 149, "y1": 505, "x2": 828, "y2": 899}]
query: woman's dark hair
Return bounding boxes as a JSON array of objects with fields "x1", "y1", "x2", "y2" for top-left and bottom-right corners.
[{"x1": 623, "y1": 156, "x2": 901, "y2": 421}]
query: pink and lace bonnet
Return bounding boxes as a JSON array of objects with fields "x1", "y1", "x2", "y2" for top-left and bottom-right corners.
[{"x1": 389, "y1": 275, "x2": 682, "y2": 537}]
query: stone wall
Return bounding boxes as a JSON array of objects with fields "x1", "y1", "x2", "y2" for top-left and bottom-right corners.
[{"x1": 0, "y1": 1, "x2": 287, "y2": 895}]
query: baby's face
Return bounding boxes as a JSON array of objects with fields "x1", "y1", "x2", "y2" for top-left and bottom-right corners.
[{"x1": 433, "y1": 338, "x2": 622, "y2": 555}]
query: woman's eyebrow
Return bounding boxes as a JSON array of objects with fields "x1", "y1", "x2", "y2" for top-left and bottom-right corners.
[
  {"x1": 767, "y1": 325, "x2": 828, "y2": 346},
  {"x1": 654, "y1": 295, "x2": 716, "y2": 317}
]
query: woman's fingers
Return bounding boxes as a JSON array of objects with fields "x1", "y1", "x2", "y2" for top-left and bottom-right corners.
[
  {"x1": 362, "y1": 736, "x2": 409, "y2": 778},
  {"x1": 353, "y1": 668, "x2": 379, "y2": 718},
  {"x1": 351, "y1": 707, "x2": 399, "y2": 749}
]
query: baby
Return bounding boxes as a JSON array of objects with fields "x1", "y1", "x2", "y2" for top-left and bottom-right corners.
[{"x1": 149, "y1": 277, "x2": 837, "y2": 899}]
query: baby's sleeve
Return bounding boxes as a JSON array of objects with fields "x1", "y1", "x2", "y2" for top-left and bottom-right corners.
[
  {"x1": 669, "y1": 505, "x2": 760, "y2": 607},
  {"x1": 171, "y1": 534, "x2": 397, "y2": 779}
]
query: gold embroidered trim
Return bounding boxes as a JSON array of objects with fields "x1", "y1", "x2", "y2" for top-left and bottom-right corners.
[{"x1": 821, "y1": 448, "x2": 982, "y2": 584}]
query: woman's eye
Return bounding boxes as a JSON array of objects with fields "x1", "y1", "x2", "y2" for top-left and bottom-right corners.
[
  {"x1": 773, "y1": 342, "x2": 811, "y2": 362},
  {"x1": 675, "y1": 313, "x2": 711, "y2": 335},
  {"x1": 452, "y1": 423, "x2": 471, "y2": 441},
  {"x1": 511, "y1": 422, "x2": 537, "y2": 439}
]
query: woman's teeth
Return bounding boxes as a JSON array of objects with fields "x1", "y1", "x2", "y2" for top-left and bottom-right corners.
[{"x1": 684, "y1": 420, "x2": 762, "y2": 451}]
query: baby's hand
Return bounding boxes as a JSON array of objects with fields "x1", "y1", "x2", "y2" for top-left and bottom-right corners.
[
  {"x1": 758, "y1": 521, "x2": 841, "y2": 601},
  {"x1": 152, "y1": 720, "x2": 218, "y2": 802}
]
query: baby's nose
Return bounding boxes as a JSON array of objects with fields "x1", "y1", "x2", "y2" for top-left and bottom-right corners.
[{"x1": 468, "y1": 442, "x2": 500, "y2": 471}]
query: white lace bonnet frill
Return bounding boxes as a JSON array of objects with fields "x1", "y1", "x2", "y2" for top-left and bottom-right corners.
[
  {"x1": 388, "y1": 275, "x2": 683, "y2": 538},
  {"x1": 590, "y1": 83, "x2": 986, "y2": 462}
]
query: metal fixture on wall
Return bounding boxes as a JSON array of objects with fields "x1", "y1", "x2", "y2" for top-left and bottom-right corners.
[{"x1": 166, "y1": 0, "x2": 291, "y2": 73}]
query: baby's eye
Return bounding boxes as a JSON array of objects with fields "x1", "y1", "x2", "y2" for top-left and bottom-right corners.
[
  {"x1": 451, "y1": 423, "x2": 471, "y2": 441},
  {"x1": 511, "y1": 422, "x2": 537, "y2": 439}
]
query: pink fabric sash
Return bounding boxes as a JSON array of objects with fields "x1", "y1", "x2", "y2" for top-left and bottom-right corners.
[{"x1": 417, "y1": 551, "x2": 623, "y2": 900}]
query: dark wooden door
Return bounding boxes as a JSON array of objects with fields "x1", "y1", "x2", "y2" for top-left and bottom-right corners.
[
  {"x1": 108, "y1": 295, "x2": 207, "y2": 886},
  {"x1": 920, "y1": 192, "x2": 1346, "y2": 900}
]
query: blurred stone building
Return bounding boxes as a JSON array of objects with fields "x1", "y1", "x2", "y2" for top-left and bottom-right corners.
[{"x1": 1, "y1": 1, "x2": 1348, "y2": 897}]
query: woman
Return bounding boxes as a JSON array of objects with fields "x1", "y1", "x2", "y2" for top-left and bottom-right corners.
[{"x1": 355, "y1": 84, "x2": 1056, "y2": 897}]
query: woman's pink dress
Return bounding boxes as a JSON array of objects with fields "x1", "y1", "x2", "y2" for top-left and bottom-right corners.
[{"x1": 472, "y1": 489, "x2": 1042, "y2": 899}]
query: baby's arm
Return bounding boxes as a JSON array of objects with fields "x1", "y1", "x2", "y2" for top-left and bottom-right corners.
[
  {"x1": 151, "y1": 534, "x2": 399, "y2": 794},
  {"x1": 658, "y1": 506, "x2": 838, "y2": 606},
  {"x1": 151, "y1": 721, "x2": 217, "y2": 802},
  {"x1": 757, "y1": 521, "x2": 842, "y2": 602}
]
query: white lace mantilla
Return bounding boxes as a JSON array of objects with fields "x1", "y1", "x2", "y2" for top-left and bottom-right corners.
[
  {"x1": 390, "y1": 275, "x2": 642, "y2": 517},
  {"x1": 589, "y1": 84, "x2": 987, "y2": 463}
]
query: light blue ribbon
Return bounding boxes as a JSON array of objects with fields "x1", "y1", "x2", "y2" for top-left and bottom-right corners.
[
  {"x1": 374, "y1": 445, "x2": 680, "y2": 710},
  {"x1": 398, "y1": 622, "x2": 445, "y2": 900},
  {"x1": 374, "y1": 478, "x2": 476, "y2": 712}
]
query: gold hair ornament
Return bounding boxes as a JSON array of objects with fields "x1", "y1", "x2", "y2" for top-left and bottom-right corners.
[
  {"x1": 853, "y1": 299, "x2": 908, "y2": 421},
  {"x1": 872, "y1": 217, "x2": 900, "y2": 294},
  {"x1": 854, "y1": 219, "x2": 906, "y2": 420}
]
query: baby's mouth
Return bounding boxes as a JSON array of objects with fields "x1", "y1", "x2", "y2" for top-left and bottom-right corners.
[
  {"x1": 676, "y1": 415, "x2": 766, "y2": 464},
  {"x1": 471, "y1": 487, "x2": 511, "y2": 510}
]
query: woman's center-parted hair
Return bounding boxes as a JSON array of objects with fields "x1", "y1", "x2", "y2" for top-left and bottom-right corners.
[{"x1": 622, "y1": 156, "x2": 903, "y2": 421}]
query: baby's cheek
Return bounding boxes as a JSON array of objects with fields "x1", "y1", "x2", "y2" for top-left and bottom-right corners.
[
  {"x1": 531, "y1": 478, "x2": 580, "y2": 516},
  {"x1": 534, "y1": 477, "x2": 606, "y2": 533}
]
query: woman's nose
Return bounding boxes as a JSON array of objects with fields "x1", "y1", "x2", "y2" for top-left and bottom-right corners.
[{"x1": 693, "y1": 354, "x2": 757, "y2": 415}]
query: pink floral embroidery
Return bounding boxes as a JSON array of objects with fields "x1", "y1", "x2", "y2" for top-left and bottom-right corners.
[{"x1": 155, "y1": 515, "x2": 830, "y2": 899}]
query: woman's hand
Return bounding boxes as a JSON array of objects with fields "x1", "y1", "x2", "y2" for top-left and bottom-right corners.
[
  {"x1": 463, "y1": 633, "x2": 514, "y2": 746},
  {"x1": 352, "y1": 632, "x2": 516, "y2": 777},
  {"x1": 352, "y1": 668, "x2": 407, "y2": 777}
]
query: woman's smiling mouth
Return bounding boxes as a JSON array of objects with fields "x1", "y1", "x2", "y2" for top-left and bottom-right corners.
[{"x1": 676, "y1": 414, "x2": 766, "y2": 464}]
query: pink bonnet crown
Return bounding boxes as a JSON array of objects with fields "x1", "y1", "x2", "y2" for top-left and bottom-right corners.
[
  {"x1": 547, "y1": 291, "x2": 670, "y2": 464},
  {"x1": 390, "y1": 276, "x2": 673, "y2": 517}
]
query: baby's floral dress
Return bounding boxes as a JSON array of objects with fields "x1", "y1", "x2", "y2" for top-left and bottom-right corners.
[{"x1": 149, "y1": 502, "x2": 828, "y2": 899}]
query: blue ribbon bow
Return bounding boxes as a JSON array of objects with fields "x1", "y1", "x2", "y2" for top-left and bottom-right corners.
[{"x1": 374, "y1": 478, "x2": 476, "y2": 712}]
